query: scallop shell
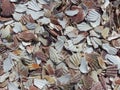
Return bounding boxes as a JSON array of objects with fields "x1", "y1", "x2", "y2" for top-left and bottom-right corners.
[
  {"x1": 55, "y1": 40, "x2": 64, "y2": 52},
  {"x1": 26, "y1": 9, "x2": 44, "y2": 20},
  {"x1": 27, "y1": 0, "x2": 42, "y2": 11},
  {"x1": 49, "y1": 47, "x2": 63, "y2": 64},
  {"x1": 77, "y1": 22, "x2": 92, "y2": 31},
  {"x1": 12, "y1": 12, "x2": 23, "y2": 21},
  {"x1": 15, "y1": 4, "x2": 27, "y2": 13},
  {"x1": 1, "y1": 0, "x2": 15, "y2": 17},
  {"x1": 102, "y1": 43, "x2": 118, "y2": 55}
]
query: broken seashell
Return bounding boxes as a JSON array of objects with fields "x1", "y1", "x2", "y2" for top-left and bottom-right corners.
[
  {"x1": 13, "y1": 22, "x2": 22, "y2": 33},
  {"x1": 15, "y1": 4, "x2": 27, "y2": 13},
  {"x1": 79, "y1": 57, "x2": 89, "y2": 73},
  {"x1": 102, "y1": 43, "x2": 118, "y2": 55},
  {"x1": 26, "y1": 23, "x2": 36, "y2": 30},
  {"x1": 65, "y1": 9, "x2": 79, "y2": 16},
  {"x1": 1, "y1": 0, "x2": 15, "y2": 17},
  {"x1": 8, "y1": 82, "x2": 19, "y2": 90},
  {"x1": 12, "y1": 12, "x2": 23, "y2": 21},
  {"x1": 77, "y1": 22, "x2": 92, "y2": 31}
]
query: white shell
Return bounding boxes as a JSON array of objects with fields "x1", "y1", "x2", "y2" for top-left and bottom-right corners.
[
  {"x1": 65, "y1": 9, "x2": 79, "y2": 16},
  {"x1": 79, "y1": 57, "x2": 89, "y2": 73},
  {"x1": 77, "y1": 22, "x2": 92, "y2": 31},
  {"x1": 90, "y1": 37, "x2": 99, "y2": 48},
  {"x1": 64, "y1": 26, "x2": 76, "y2": 35},
  {"x1": 13, "y1": 22, "x2": 22, "y2": 33},
  {"x1": 102, "y1": 43, "x2": 118, "y2": 55},
  {"x1": 10, "y1": 0, "x2": 18, "y2": 2},
  {"x1": 8, "y1": 82, "x2": 19, "y2": 90},
  {"x1": 37, "y1": 0, "x2": 48, "y2": 4},
  {"x1": 72, "y1": 34, "x2": 85, "y2": 44},
  {"x1": 34, "y1": 79, "x2": 48, "y2": 89},
  {"x1": 92, "y1": 37, "x2": 102, "y2": 46},
  {"x1": 26, "y1": 9, "x2": 44, "y2": 20},
  {"x1": 26, "y1": 23, "x2": 36, "y2": 30},
  {"x1": 105, "y1": 54, "x2": 120, "y2": 69},
  {"x1": 27, "y1": 0, "x2": 42, "y2": 11},
  {"x1": 58, "y1": 18, "x2": 67, "y2": 28},
  {"x1": 12, "y1": 12, "x2": 23, "y2": 21},
  {"x1": 0, "y1": 72, "x2": 9, "y2": 82},
  {"x1": 37, "y1": 17, "x2": 50, "y2": 24},
  {"x1": 55, "y1": 40, "x2": 64, "y2": 52},
  {"x1": 108, "y1": 31, "x2": 120, "y2": 41},
  {"x1": 15, "y1": 4, "x2": 27, "y2": 13},
  {"x1": 90, "y1": 30, "x2": 100, "y2": 38}
]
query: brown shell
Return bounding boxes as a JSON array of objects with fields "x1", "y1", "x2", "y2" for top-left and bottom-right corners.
[{"x1": 1, "y1": 0, "x2": 15, "y2": 17}]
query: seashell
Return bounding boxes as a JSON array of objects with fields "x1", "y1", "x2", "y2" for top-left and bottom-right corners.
[
  {"x1": 1, "y1": 0, "x2": 15, "y2": 17},
  {"x1": 34, "y1": 79, "x2": 48, "y2": 89},
  {"x1": 90, "y1": 37, "x2": 99, "y2": 48},
  {"x1": 26, "y1": 9, "x2": 44, "y2": 20},
  {"x1": 112, "y1": 39, "x2": 120, "y2": 48},
  {"x1": 70, "y1": 5, "x2": 86, "y2": 23},
  {"x1": 85, "y1": 53, "x2": 101, "y2": 71},
  {"x1": 85, "y1": 9, "x2": 101, "y2": 27},
  {"x1": 102, "y1": 43, "x2": 118, "y2": 55},
  {"x1": 0, "y1": 16, "x2": 12, "y2": 22},
  {"x1": 87, "y1": 36, "x2": 92, "y2": 45},
  {"x1": 98, "y1": 56, "x2": 106, "y2": 69},
  {"x1": 10, "y1": 0, "x2": 18, "y2": 2},
  {"x1": 26, "y1": 23, "x2": 36, "y2": 30},
  {"x1": 66, "y1": 53, "x2": 81, "y2": 69},
  {"x1": 64, "y1": 40, "x2": 78, "y2": 52},
  {"x1": 27, "y1": 0, "x2": 42, "y2": 11},
  {"x1": 101, "y1": 0, "x2": 110, "y2": 9},
  {"x1": 0, "y1": 79, "x2": 8, "y2": 88},
  {"x1": 79, "y1": 57, "x2": 89, "y2": 73},
  {"x1": 28, "y1": 63, "x2": 40, "y2": 70},
  {"x1": 49, "y1": 47, "x2": 63, "y2": 64},
  {"x1": 12, "y1": 12, "x2": 23, "y2": 21},
  {"x1": 15, "y1": 4, "x2": 27, "y2": 13},
  {"x1": 0, "y1": 72, "x2": 9, "y2": 83},
  {"x1": 43, "y1": 75, "x2": 56, "y2": 84},
  {"x1": 0, "y1": 25, "x2": 11, "y2": 39},
  {"x1": 90, "y1": 82, "x2": 103, "y2": 90},
  {"x1": 70, "y1": 72, "x2": 81, "y2": 83},
  {"x1": 65, "y1": 9, "x2": 79, "y2": 16},
  {"x1": 13, "y1": 22, "x2": 22, "y2": 33},
  {"x1": 8, "y1": 82, "x2": 19, "y2": 90},
  {"x1": 57, "y1": 74, "x2": 71, "y2": 85},
  {"x1": 64, "y1": 26, "x2": 76, "y2": 35},
  {"x1": 37, "y1": 17, "x2": 51, "y2": 25},
  {"x1": 101, "y1": 27, "x2": 109, "y2": 39},
  {"x1": 77, "y1": 22, "x2": 92, "y2": 31},
  {"x1": 44, "y1": 64, "x2": 55, "y2": 75},
  {"x1": 37, "y1": 0, "x2": 48, "y2": 4},
  {"x1": 108, "y1": 31, "x2": 120, "y2": 41},
  {"x1": 105, "y1": 54, "x2": 120, "y2": 70},
  {"x1": 26, "y1": 45, "x2": 34, "y2": 54},
  {"x1": 90, "y1": 30, "x2": 100, "y2": 38},
  {"x1": 90, "y1": 71, "x2": 99, "y2": 82},
  {"x1": 55, "y1": 40, "x2": 64, "y2": 52},
  {"x1": 3, "y1": 55, "x2": 14, "y2": 72},
  {"x1": 105, "y1": 65, "x2": 118, "y2": 77},
  {"x1": 57, "y1": 18, "x2": 67, "y2": 28},
  {"x1": 72, "y1": 33, "x2": 87, "y2": 44},
  {"x1": 92, "y1": 37, "x2": 102, "y2": 46}
]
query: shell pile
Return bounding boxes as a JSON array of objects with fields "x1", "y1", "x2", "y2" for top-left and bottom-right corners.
[{"x1": 0, "y1": 0, "x2": 120, "y2": 90}]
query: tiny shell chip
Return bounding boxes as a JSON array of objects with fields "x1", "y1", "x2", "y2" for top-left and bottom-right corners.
[
  {"x1": 27, "y1": 0, "x2": 42, "y2": 11},
  {"x1": 34, "y1": 79, "x2": 48, "y2": 89},
  {"x1": 102, "y1": 43, "x2": 118, "y2": 55},
  {"x1": 15, "y1": 4, "x2": 27, "y2": 13},
  {"x1": 79, "y1": 57, "x2": 89, "y2": 73},
  {"x1": 65, "y1": 9, "x2": 79, "y2": 16},
  {"x1": 77, "y1": 22, "x2": 92, "y2": 31}
]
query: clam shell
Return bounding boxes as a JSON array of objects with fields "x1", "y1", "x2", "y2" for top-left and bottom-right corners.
[
  {"x1": 77, "y1": 22, "x2": 92, "y2": 31},
  {"x1": 15, "y1": 4, "x2": 27, "y2": 13},
  {"x1": 26, "y1": 9, "x2": 44, "y2": 20},
  {"x1": 27, "y1": 0, "x2": 42, "y2": 11},
  {"x1": 102, "y1": 43, "x2": 118, "y2": 55}
]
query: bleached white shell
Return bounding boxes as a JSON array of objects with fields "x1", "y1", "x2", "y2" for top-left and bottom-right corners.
[
  {"x1": 77, "y1": 22, "x2": 92, "y2": 31},
  {"x1": 105, "y1": 54, "x2": 120, "y2": 69},
  {"x1": 37, "y1": 17, "x2": 50, "y2": 24},
  {"x1": 12, "y1": 12, "x2": 23, "y2": 21},
  {"x1": 15, "y1": 4, "x2": 27, "y2": 13},
  {"x1": 65, "y1": 9, "x2": 79, "y2": 16},
  {"x1": 8, "y1": 82, "x2": 19, "y2": 90},
  {"x1": 26, "y1": 9, "x2": 44, "y2": 20},
  {"x1": 108, "y1": 31, "x2": 120, "y2": 41},
  {"x1": 0, "y1": 72, "x2": 9, "y2": 82},
  {"x1": 37, "y1": 0, "x2": 48, "y2": 4},
  {"x1": 27, "y1": 0, "x2": 42, "y2": 11},
  {"x1": 13, "y1": 22, "x2": 22, "y2": 33},
  {"x1": 90, "y1": 37, "x2": 99, "y2": 48},
  {"x1": 79, "y1": 57, "x2": 89, "y2": 73},
  {"x1": 58, "y1": 18, "x2": 67, "y2": 28},
  {"x1": 90, "y1": 30, "x2": 100, "y2": 38},
  {"x1": 55, "y1": 40, "x2": 64, "y2": 52},
  {"x1": 64, "y1": 26, "x2": 76, "y2": 35},
  {"x1": 102, "y1": 43, "x2": 118, "y2": 55},
  {"x1": 92, "y1": 37, "x2": 102, "y2": 46},
  {"x1": 34, "y1": 79, "x2": 48, "y2": 89},
  {"x1": 26, "y1": 23, "x2": 36, "y2": 30},
  {"x1": 72, "y1": 34, "x2": 85, "y2": 44}
]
